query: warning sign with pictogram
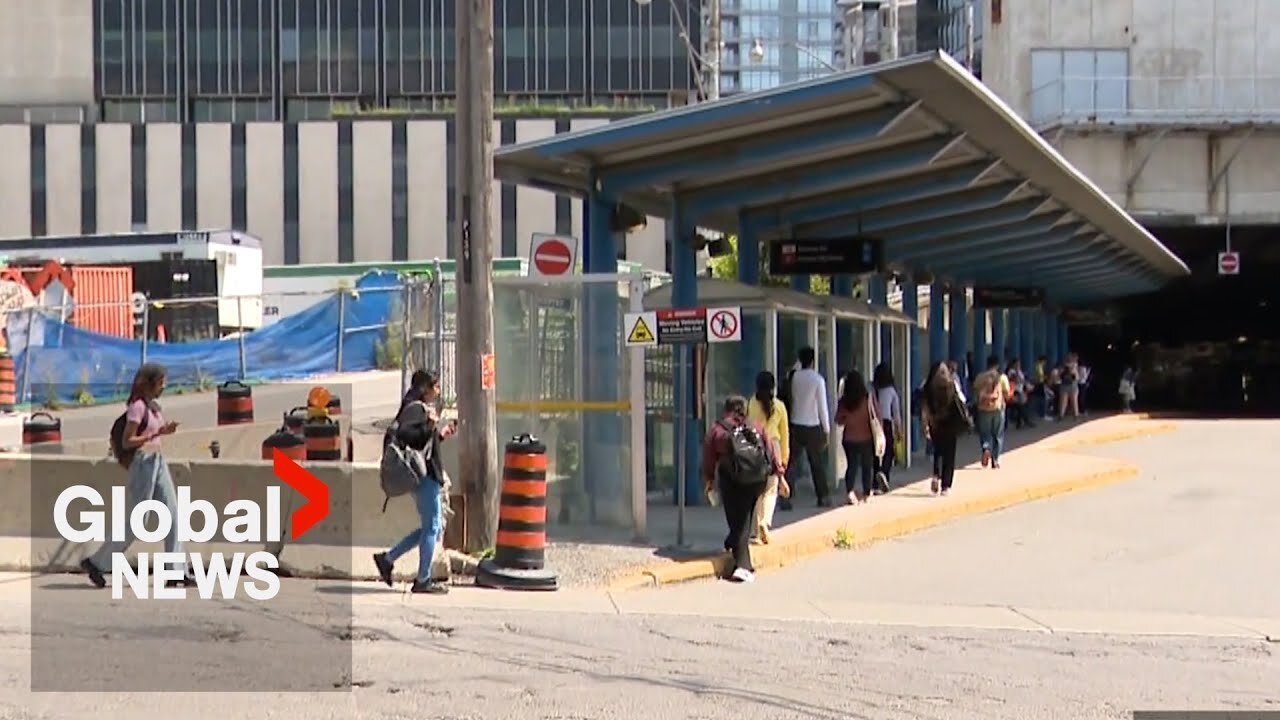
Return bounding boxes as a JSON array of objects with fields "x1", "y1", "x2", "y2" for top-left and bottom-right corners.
[{"x1": 623, "y1": 311, "x2": 659, "y2": 347}]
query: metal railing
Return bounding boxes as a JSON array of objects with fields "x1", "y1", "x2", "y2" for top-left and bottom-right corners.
[{"x1": 1029, "y1": 74, "x2": 1280, "y2": 127}]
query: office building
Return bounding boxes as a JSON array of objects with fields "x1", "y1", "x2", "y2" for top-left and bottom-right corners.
[{"x1": 0, "y1": 0, "x2": 698, "y2": 267}]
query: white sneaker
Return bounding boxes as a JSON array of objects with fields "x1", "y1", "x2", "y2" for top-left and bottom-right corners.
[{"x1": 731, "y1": 567, "x2": 754, "y2": 583}]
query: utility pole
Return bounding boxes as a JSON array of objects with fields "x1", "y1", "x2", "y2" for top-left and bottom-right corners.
[
  {"x1": 454, "y1": 0, "x2": 500, "y2": 553},
  {"x1": 706, "y1": 0, "x2": 722, "y2": 100},
  {"x1": 885, "y1": 0, "x2": 899, "y2": 61}
]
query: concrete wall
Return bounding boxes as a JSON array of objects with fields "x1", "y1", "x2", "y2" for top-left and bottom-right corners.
[
  {"x1": 982, "y1": 0, "x2": 1280, "y2": 222},
  {"x1": 983, "y1": 0, "x2": 1280, "y2": 119},
  {"x1": 1, "y1": 454, "x2": 449, "y2": 581},
  {"x1": 0, "y1": 119, "x2": 670, "y2": 271},
  {"x1": 0, "y1": 0, "x2": 94, "y2": 112}
]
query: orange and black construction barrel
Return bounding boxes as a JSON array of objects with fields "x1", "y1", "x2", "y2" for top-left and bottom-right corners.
[
  {"x1": 326, "y1": 395, "x2": 342, "y2": 416},
  {"x1": 22, "y1": 412, "x2": 62, "y2": 446},
  {"x1": 0, "y1": 353, "x2": 15, "y2": 413},
  {"x1": 303, "y1": 417, "x2": 342, "y2": 461},
  {"x1": 262, "y1": 429, "x2": 305, "y2": 462},
  {"x1": 283, "y1": 406, "x2": 308, "y2": 436},
  {"x1": 216, "y1": 381, "x2": 254, "y2": 425},
  {"x1": 476, "y1": 434, "x2": 558, "y2": 592}
]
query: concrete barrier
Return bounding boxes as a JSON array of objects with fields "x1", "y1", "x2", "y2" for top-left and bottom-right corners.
[{"x1": 0, "y1": 454, "x2": 451, "y2": 582}]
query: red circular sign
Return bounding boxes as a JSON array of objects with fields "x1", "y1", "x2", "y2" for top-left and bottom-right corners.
[
  {"x1": 533, "y1": 238, "x2": 573, "y2": 275},
  {"x1": 1219, "y1": 253, "x2": 1239, "y2": 273},
  {"x1": 709, "y1": 310, "x2": 738, "y2": 339}
]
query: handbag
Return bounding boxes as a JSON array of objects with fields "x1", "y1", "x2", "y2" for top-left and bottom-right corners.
[{"x1": 867, "y1": 396, "x2": 887, "y2": 459}]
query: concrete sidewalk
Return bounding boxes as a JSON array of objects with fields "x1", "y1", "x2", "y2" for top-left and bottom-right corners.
[{"x1": 537, "y1": 413, "x2": 1175, "y2": 591}]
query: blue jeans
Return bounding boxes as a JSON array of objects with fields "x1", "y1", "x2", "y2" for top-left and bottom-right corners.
[
  {"x1": 89, "y1": 451, "x2": 184, "y2": 573},
  {"x1": 386, "y1": 474, "x2": 443, "y2": 583},
  {"x1": 976, "y1": 409, "x2": 1006, "y2": 464}
]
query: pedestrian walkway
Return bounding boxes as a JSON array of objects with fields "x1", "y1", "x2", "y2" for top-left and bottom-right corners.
[{"x1": 538, "y1": 414, "x2": 1175, "y2": 589}]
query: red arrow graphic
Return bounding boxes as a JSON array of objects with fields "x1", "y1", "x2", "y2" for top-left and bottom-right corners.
[{"x1": 272, "y1": 449, "x2": 330, "y2": 540}]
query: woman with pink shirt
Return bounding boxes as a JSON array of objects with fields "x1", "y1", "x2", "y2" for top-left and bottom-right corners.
[{"x1": 81, "y1": 363, "x2": 185, "y2": 589}]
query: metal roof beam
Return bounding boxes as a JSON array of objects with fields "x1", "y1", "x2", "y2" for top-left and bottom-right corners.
[
  {"x1": 968, "y1": 159, "x2": 1005, "y2": 187},
  {"x1": 680, "y1": 136, "x2": 954, "y2": 219},
  {"x1": 743, "y1": 160, "x2": 994, "y2": 229},
  {"x1": 597, "y1": 103, "x2": 916, "y2": 196},
  {"x1": 784, "y1": 181, "x2": 1027, "y2": 238},
  {"x1": 891, "y1": 213, "x2": 1068, "y2": 263},
  {"x1": 880, "y1": 200, "x2": 1056, "y2": 254},
  {"x1": 980, "y1": 247, "x2": 1129, "y2": 278},
  {"x1": 921, "y1": 228, "x2": 1100, "y2": 269}
]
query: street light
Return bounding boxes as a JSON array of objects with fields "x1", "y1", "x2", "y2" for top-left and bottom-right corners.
[{"x1": 748, "y1": 38, "x2": 841, "y2": 73}]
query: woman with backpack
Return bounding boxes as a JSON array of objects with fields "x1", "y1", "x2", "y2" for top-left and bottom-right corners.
[
  {"x1": 373, "y1": 370, "x2": 456, "y2": 595},
  {"x1": 747, "y1": 371, "x2": 790, "y2": 545},
  {"x1": 871, "y1": 363, "x2": 903, "y2": 491},
  {"x1": 920, "y1": 361, "x2": 972, "y2": 497},
  {"x1": 701, "y1": 395, "x2": 782, "y2": 583},
  {"x1": 81, "y1": 363, "x2": 185, "y2": 589},
  {"x1": 834, "y1": 369, "x2": 886, "y2": 504}
]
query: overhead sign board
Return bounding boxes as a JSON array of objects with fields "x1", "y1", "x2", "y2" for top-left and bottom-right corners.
[
  {"x1": 622, "y1": 306, "x2": 742, "y2": 347},
  {"x1": 973, "y1": 286, "x2": 1046, "y2": 309},
  {"x1": 768, "y1": 237, "x2": 884, "y2": 276}
]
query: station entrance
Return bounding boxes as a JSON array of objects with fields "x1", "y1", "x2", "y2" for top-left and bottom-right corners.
[{"x1": 1070, "y1": 225, "x2": 1280, "y2": 415}]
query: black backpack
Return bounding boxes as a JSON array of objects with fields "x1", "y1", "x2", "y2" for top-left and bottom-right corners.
[
  {"x1": 715, "y1": 419, "x2": 770, "y2": 487},
  {"x1": 109, "y1": 407, "x2": 148, "y2": 469}
]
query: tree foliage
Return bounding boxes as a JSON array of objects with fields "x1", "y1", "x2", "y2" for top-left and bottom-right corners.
[{"x1": 706, "y1": 236, "x2": 833, "y2": 295}]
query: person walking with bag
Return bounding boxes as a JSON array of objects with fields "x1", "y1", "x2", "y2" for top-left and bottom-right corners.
[
  {"x1": 973, "y1": 355, "x2": 1013, "y2": 469},
  {"x1": 81, "y1": 363, "x2": 186, "y2": 589},
  {"x1": 871, "y1": 363, "x2": 902, "y2": 491},
  {"x1": 701, "y1": 395, "x2": 782, "y2": 583},
  {"x1": 747, "y1": 371, "x2": 790, "y2": 545},
  {"x1": 834, "y1": 370, "x2": 886, "y2": 504},
  {"x1": 373, "y1": 371, "x2": 455, "y2": 595},
  {"x1": 920, "y1": 362, "x2": 972, "y2": 497}
]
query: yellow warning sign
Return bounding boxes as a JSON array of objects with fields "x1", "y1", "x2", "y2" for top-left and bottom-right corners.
[{"x1": 624, "y1": 311, "x2": 658, "y2": 347}]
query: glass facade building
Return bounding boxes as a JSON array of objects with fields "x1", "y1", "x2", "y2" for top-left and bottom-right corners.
[
  {"x1": 915, "y1": 0, "x2": 982, "y2": 77},
  {"x1": 718, "y1": 0, "x2": 841, "y2": 94},
  {"x1": 92, "y1": 0, "x2": 701, "y2": 123}
]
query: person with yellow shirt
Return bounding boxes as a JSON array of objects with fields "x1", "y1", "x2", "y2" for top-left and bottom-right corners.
[{"x1": 748, "y1": 371, "x2": 790, "y2": 544}]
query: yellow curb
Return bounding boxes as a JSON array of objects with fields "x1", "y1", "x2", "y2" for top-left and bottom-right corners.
[
  {"x1": 608, "y1": 463, "x2": 1140, "y2": 591},
  {"x1": 1047, "y1": 422, "x2": 1177, "y2": 451}
]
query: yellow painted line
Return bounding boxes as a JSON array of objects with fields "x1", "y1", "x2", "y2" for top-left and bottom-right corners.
[{"x1": 496, "y1": 400, "x2": 631, "y2": 413}]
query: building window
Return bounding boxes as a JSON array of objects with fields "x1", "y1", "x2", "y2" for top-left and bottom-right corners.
[
  {"x1": 80, "y1": 125, "x2": 97, "y2": 235},
  {"x1": 336, "y1": 122, "x2": 354, "y2": 263},
  {"x1": 230, "y1": 123, "x2": 247, "y2": 230},
  {"x1": 181, "y1": 124, "x2": 197, "y2": 229},
  {"x1": 30, "y1": 126, "x2": 47, "y2": 237},
  {"x1": 390, "y1": 121, "x2": 408, "y2": 261},
  {"x1": 1029, "y1": 48, "x2": 1129, "y2": 125},
  {"x1": 130, "y1": 124, "x2": 147, "y2": 229},
  {"x1": 280, "y1": 0, "x2": 380, "y2": 99},
  {"x1": 283, "y1": 124, "x2": 300, "y2": 264}
]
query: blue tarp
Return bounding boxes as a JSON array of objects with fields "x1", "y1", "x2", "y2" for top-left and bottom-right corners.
[{"x1": 11, "y1": 271, "x2": 403, "y2": 405}]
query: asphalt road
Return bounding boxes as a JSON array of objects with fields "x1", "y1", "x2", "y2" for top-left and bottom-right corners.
[{"x1": 0, "y1": 420, "x2": 1275, "y2": 719}]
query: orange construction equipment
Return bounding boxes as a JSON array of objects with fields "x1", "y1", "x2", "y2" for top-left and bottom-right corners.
[
  {"x1": 261, "y1": 429, "x2": 305, "y2": 462},
  {"x1": 476, "y1": 434, "x2": 558, "y2": 591},
  {"x1": 22, "y1": 412, "x2": 62, "y2": 446},
  {"x1": 216, "y1": 381, "x2": 254, "y2": 425},
  {"x1": 303, "y1": 417, "x2": 342, "y2": 461},
  {"x1": 0, "y1": 353, "x2": 14, "y2": 413}
]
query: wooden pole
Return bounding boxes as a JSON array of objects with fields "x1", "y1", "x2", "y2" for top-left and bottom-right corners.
[{"x1": 454, "y1": 0, "x2": 500, "y2": 552}]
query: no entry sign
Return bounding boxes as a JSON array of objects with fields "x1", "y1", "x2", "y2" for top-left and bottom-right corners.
[
  {"x1": 1218, "y1": 251, "x2": 1240, "y2": 276},
  {"x1": 529, "y1": 232, "x2": 578, "y2": 277}
]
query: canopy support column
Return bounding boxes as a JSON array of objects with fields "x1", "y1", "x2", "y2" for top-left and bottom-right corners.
[{"x1": 582, "y1": 184, "x2": 623, "y2": 522}]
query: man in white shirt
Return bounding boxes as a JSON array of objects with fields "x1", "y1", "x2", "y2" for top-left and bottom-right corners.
[{"x1": 784, "y1": 346, "x2": 833, "y2": 508}]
